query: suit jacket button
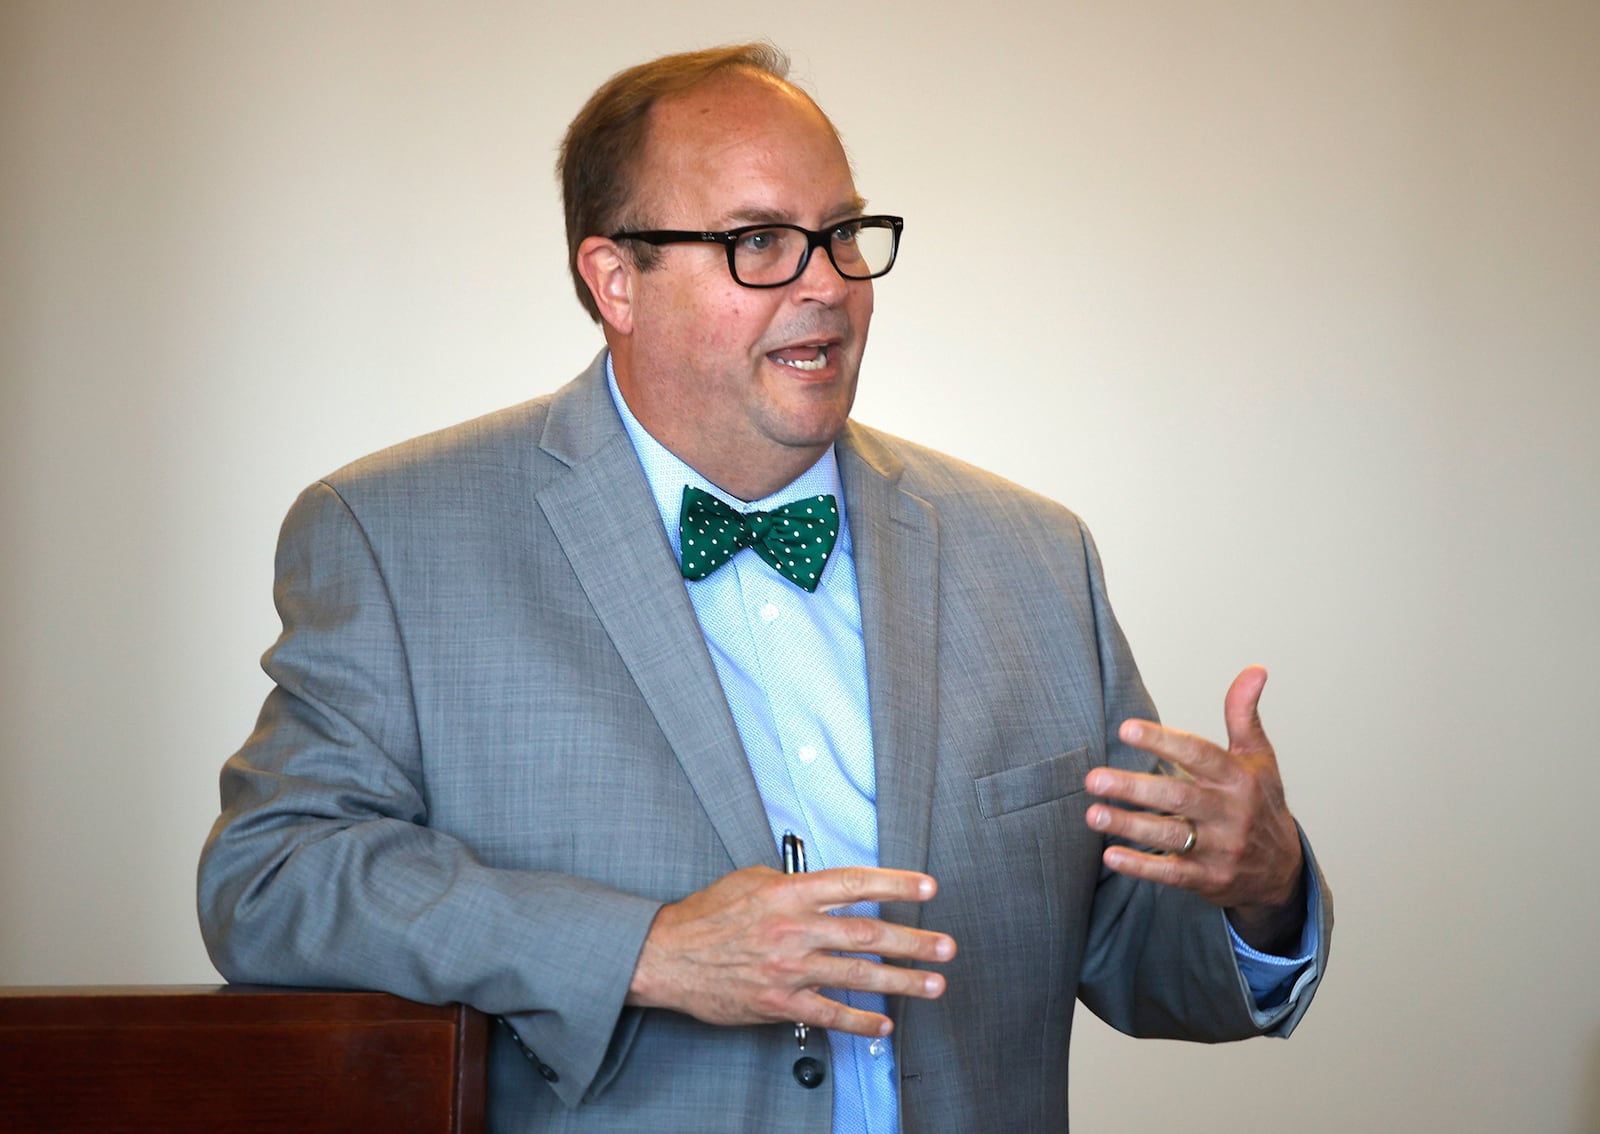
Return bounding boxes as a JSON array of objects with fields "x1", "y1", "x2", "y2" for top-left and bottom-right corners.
[{"x1": 792, "y1": 1056, "x2": 826, "y2": 1089}]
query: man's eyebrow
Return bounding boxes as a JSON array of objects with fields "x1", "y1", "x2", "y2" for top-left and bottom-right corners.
[
  {"x1": 714, "y1": 198, "x2": 871, "y2": 228},
  {"x1": 834, "y1": 196, "x2": 870, "y2": 221}
]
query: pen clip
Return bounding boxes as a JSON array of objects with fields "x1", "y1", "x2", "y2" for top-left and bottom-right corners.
[
  {"x1": 781, "y1": 832, "x2": 809, "y2": 1050},
  {"x1": 782, "y1": 831, "x2": 807, "y2": 875}
]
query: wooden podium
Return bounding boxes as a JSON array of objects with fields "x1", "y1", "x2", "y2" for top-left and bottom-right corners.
[{"x1": 0, "y1": 985, "x2": 488, "y2": 1133}]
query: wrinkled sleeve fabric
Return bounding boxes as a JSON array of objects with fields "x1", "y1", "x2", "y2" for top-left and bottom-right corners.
[
  {"x1": 1228, "y1": 838, "x2": 1328, "y2": 1027},
  {"x1": 1069, "y1": 520, "x2": 1332, "y2": 1041},
  {"x1": 196, "y1": 480, "x2": 661, "y2": 1107}
]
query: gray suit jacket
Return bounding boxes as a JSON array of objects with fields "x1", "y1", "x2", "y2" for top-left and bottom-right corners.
[{"x1": 198, "y1": 352, "x2": 1330, "y2": 1132}]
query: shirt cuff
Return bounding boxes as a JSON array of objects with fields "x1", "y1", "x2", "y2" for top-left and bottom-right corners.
[{"x1": 1226, "y1": 861, "x2": 1323, "y2": 1017}]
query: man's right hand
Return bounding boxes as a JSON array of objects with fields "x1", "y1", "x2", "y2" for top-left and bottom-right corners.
[{"x1": 625, "y1": 865, "x2": 956, "y2": 1037}]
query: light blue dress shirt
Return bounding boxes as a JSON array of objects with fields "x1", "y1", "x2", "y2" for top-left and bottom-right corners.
[{"x1": 605, "y1": 359, "x2": 1316, "y2": 1132}]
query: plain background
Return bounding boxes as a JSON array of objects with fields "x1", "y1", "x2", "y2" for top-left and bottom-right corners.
[{"x1": 2, "y1": 2, "x2": 1596, "y2": 1131}]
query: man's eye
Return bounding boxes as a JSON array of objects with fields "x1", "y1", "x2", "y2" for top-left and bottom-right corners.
[
  {"x1": 831, "y1": 222, "x2": 862, "y2": 245},
  {"x1": 737, "y1": 230, "x2": 776, "y2": 253}
]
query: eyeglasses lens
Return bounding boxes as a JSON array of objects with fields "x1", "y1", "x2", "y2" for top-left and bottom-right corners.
[{"x1": 732, "y1": 221, "x2": 897, "y2": 286}]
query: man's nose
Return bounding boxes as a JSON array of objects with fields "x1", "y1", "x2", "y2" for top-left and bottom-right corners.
[{"x1": 789, "y1": 240, "x2": 852, "y2": 303}]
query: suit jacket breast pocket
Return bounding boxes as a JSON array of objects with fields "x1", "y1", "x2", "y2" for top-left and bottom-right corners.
[{"x1": 973, "y1": 748, "x2": 1091, "y2": 819}]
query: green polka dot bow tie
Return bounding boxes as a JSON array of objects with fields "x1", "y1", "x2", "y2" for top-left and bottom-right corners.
[{"x1": 678, "y1": 485, "x2": 840, "y2": 593}]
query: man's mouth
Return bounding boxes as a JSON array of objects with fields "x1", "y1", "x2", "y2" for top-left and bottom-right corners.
[{"x1": 768, "y1": 344, "x2": 830, "y2": 372}]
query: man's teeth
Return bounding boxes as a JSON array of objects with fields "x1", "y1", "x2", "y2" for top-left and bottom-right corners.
[{"x1": 774, "y1": 346, "x2": 828, "y2": 371}]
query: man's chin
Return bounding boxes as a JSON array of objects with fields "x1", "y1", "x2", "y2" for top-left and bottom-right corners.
[{"x1": 769, "y1": 391, "x2": 856, "y2": 447}]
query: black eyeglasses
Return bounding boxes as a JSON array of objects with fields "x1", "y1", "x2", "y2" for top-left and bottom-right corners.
[{"x1": 610, "y1": 215, "x2": 903, "y2": 288}]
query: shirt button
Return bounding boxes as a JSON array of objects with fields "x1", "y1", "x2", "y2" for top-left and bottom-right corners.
[
  {"x1": 869, "y1": 1038, "x2": 888, "y2": 1058},
  {"x1": 797, "y1": 745, "x2": 818, "y2": 765},
  {"x1": 759, "y1": 601, "x2": 781, "y2": 623}
]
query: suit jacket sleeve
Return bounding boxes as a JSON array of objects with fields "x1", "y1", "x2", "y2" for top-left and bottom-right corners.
[
  {"x1": 196, "y1": 479, "x2": 661, "y2": 1106},
  {"x1": 1070, "y1": 518, "x2": 1331, "y2": 1041}
]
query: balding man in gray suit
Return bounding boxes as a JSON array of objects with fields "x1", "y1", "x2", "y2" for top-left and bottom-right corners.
[{"x1": 199, "y1": 44, "x2": 1330, "y2": 1133}]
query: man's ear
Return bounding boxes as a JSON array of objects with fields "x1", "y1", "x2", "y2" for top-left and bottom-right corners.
[{"x1": 576, "y1": 236, "x2": 635, "y2": 334}]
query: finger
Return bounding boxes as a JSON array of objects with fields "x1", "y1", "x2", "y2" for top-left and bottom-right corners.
[
  {"x1": 809, "y1": 915, "x2": 957, "y2": 965},
  {"x1": 1118, "y1": 718, "x2": 1232, "y2": 783},
  {"x1": 1223, "y1": 664, "x2": 1271, "y2": 754},
  {"x1": 808, "y1": 951, "x2": 949, "y2": 1002},
  {"x1": 789, "y1": 989, "x2": 897, "y2": 1038},
  {"x1": 1085, "y1": 801, "x2": 1196, "y2": 854},
  {"x1": 1083, "y1": 767, "x2": 1196, "y2": 815},
  {"x1": 1101, "y1": 844, "x2": 1206, "y2": 893},
  {"x1": 792, "y1": 866, "x2": 938, "y2": 910}
]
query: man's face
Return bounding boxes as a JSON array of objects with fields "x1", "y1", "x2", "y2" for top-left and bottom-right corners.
[{"x1": 608, "y1": 73, "x2": 875, "y2": 501}]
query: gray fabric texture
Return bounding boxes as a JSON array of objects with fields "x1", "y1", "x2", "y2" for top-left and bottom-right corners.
[{"x1": 198, "y1": 351, "x2": 1331, "y2": 1133}]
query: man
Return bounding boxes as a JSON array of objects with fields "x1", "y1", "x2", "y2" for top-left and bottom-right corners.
[{"x1": 199, "y1": 44, "x2": 1330, "y2": 1133}]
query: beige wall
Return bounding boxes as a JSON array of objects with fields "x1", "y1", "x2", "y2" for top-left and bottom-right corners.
[{"x1": 3, "y1": 2, "x2": 1596, "y2": 1131}]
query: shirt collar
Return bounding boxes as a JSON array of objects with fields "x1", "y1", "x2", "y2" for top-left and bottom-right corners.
[{"x1": 605, "y1": 352, "x2": 849, "y2": 561}]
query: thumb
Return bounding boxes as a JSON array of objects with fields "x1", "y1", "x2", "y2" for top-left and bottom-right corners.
[{"x1": 1223, "y1": 665, "x2": 1271, "y2": 754}]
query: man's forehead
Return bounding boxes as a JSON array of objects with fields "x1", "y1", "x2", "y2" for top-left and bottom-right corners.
[
  {"x1": 661, "y1": 65, "x2": 813, "y2": 113},
  {"x1": 708, "y1": 196, "x2": 870, "y2": 228},
  {"x1": 648, "y1": 69, "x2": 831, "y2": 145},
  {"x1": 636, "y1": 73, "x2": 857, "y2": 221}
]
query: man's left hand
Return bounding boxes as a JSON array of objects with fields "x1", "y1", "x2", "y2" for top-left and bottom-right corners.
[{"x1": 1084, "y1": 665, "x2": 1306, "y2": 955}]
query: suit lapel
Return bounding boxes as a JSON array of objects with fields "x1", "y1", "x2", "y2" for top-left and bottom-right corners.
[
  {"x1": 534, "y1": 357, "x2": 776, "y2": 872},
  {"x1": 530, "y1": 367, "x2": 946, "y2": 888},
  {"x1": 839, "y1": 424, "x2": 941, "y2": 931}
]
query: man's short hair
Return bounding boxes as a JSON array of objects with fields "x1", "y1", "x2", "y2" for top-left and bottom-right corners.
[{"x1": 558, "y1": 43, "x2": 793, "y2": 323}]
